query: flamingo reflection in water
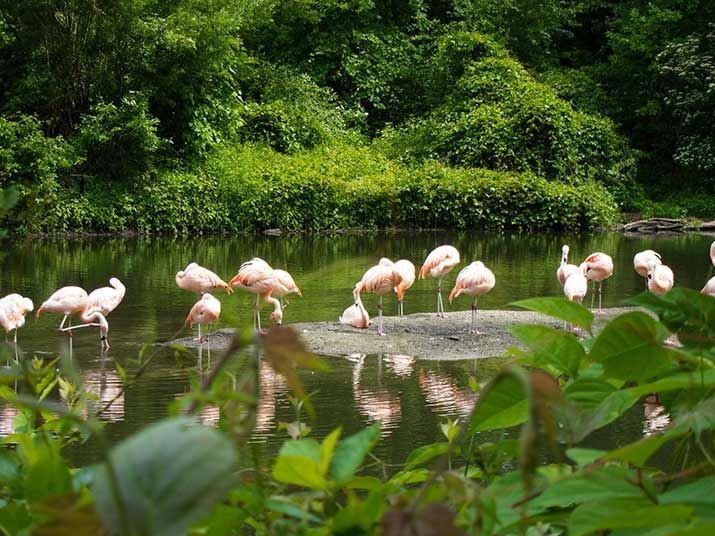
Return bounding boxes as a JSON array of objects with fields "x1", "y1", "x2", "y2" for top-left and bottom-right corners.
[
  {"x1": 418, "y1": 369, "x2": 477, "y2": 419},
  {"x1": 349, "y1": 354, "x2": 402, "y2": 437},
  {"x1": 82, "y1": 368, "x2": 125, "y2": 423}
]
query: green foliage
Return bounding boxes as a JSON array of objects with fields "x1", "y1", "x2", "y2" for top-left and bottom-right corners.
[
  {"x1": 379, "y1": 47, "x2": 635, "y2": 189},
  {"x1": 6, "y1": 289, "x2": 715, "y2": 533}
]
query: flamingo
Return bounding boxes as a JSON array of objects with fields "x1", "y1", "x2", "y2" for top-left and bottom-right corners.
[
  {"x1": 393, "y1": 259, "x2": 416, "y2": 316},
  {"x1": 65, "y1": 278, "x2": 126, "y2": 350},
  {"x1": 419, "y1": 245, "x2": 461, "y2": 317},
  {"x1": 582, "y1": 252, "x2": 614, "y2": 312},
  {"x1": 354, "y1": 258, "x2": 403, "y2": 336},
  {"x1": 176, "y1": 262, "x2": 233, "y2": 295},
  {"x1": 562, "y1": 265, "x2": 588, "y2": 333},
  {"x1": 448, "y1": 261, "x2": 496, "y2": 334},
  {"x1": 339, "y1": 292, "x2": 371, "y2": 329},
  {"x1": 229, "y1": 257, "x2": 280, "y2": 331},
  {"x1": 633, "y1": 250, "x2": 662, "y2": 289},
  {"x1": 701, "y1": 241, "x2": 715, "y2": 296},
  {"x1": 185, "y1": 293, "x2": 222, "y2": 342},
  {"x1": 556, "y1": 245, "x2": 580, "y2": 287},
  {"x1": 36, "y1": 286, "x2": 89, "y2": 332},
  {"x1": 272, "y1": 268, "x2": 302, "y2": 309},
  {"x1": 646, "y1": 259, "x2": 674, "y2": 295},
  {"x1": 0, "y1": 293, "x2": 34, "y2": 344}
]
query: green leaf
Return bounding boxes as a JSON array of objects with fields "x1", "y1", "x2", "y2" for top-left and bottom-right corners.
[
  {"x1": 604, "y1": 432, "x2": 677, "y2": 466},
  {"x1": 511, "y1": 297, "x2": 593, "y2": 332},
  {"x1": 320, "y1": 428, "x2": 341, "y2": 478},
  {"x1": 659, "y1": 476, "x2": 715, "y2": 518},
  {"x1": 589, "y1": 312, "x2": 672, "y2": 381},
  {"x1": 511, "y1": 324, "x2": 585, "y2": 377},
  {"x1": 405, "y1": 442, "x2": 450, "y2": 470},
  {"x1": 565, "y1": 448, "x2": 606, "y2": 468},
  {"x1": 330, "y1": 422, "x2": 380, "y2": 486},
  {"x1": 92, "y1": 417, "x2": 237, "y2": 536},
  {"x1": 273, "y1": 438, "x2": 328, "y2": 490},
  {"x1": 569, "y1": 500, "x2": 693, "y2": 536},
  {"x1": 467, "y1": 369, "x2": 530, "y2": 434}
]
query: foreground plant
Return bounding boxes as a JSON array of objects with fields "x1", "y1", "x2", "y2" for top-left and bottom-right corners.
[{"x1": 2, "y1": 289, "x2": 715, "y2": 534}]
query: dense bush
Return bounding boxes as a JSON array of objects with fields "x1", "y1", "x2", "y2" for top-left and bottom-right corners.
[
  {"x1": 378, "y1": 48, "x2": 635, "y2": 189},
  {"x1": 20, "y1": 143, "x2": 616, "y2": 234}
]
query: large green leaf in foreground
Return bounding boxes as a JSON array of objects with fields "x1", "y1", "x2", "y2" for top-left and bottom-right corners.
[{"x1": 92, "y1": 417, "x2": 238, "y2": 536}]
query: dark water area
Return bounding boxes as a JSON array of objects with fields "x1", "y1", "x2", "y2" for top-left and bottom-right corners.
[{"x1": 0, "y1": 230, "x2": 710, "y2": 467}]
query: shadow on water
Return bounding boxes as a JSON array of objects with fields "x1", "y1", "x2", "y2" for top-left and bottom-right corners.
[{"x1": 0, "y1": 230, "x2": 710, "y2": 467}]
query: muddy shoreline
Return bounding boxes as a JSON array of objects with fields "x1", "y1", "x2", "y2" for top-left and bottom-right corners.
[{"x1": 174, "y1": 308, "x2": 632, "y2": 360}]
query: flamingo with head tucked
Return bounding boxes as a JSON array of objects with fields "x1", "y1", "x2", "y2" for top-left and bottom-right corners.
[
  {"x1": 647, "y1": 259, "x2": 674, "y2": 295},
  {"x1": 582, "y1": 252, "x2": 614, "y2": 312},
  {"x1": 448, "y1": 261, "x2": 496, "y2": 334},
  {"x1": 419, "y1": 245, "x2": 461, "y2": 318},
  {"x1": 634, "y1": 250, "x2": 662, "y2": 289},
  {"x1": 0, "y1": 293, "x2": 34, "y2": 344},
  {"x1": 272, "y1": 268, "x2": 302, "y2": 309},
  {"x1": 339, "y1": 292, "x2": 371, "y2": 329},
  {"x1": 354, "y1": 258, "x2": 403, "y2": 336}
]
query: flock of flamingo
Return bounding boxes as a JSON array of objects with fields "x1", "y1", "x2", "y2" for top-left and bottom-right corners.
[{"x1": 1, "y1": 241, "x2": 715, "y2": 349}]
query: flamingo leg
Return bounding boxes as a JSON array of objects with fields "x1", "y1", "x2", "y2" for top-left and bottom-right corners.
[
  {"x1": 436, "y1": 278, "x2": 445, "y2": 318},
  {"x1": 398, "y1": 299, "x2": 404, "y2": 317},
  {"x1": 58, "y1": 314, "x2": 73, "y2": 335},
  {"x1": 598, "y1": 282, "x2": 604, "y2": 312},
  {"x1": 377, "y1": 296, "x2": 385, "y2": 336},
  {"x1": 470, "y1": 297, "x2": 481, "y2": 335},
  {"x1": 63, "y1": 322, "x2": 101, "y2": 331},
  {"x1": 253, "y1": 294, "x2": 262, "y2": 332}
]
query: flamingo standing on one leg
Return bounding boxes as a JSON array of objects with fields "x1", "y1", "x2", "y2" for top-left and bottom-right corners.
[
  {"x1": 36, "y1": 286, "x2": 89, "y2": 332},
  {"x1": 176, "y1": 263, "x2": 233, "y2": 295},
  {"x1": 0, "y1": 293, "x2": 34, "y2": 344},
  {"x1": 419, "y1": 245, "x2": 461, "y2": 318},
  {"x1": 582, "y1": 252, "x2": 614, "y2": 313},
  {"x1": 354, "y1": 258, "x2": 403, "y2": 336},
  {"x1": 229, "y1": 257, "x2": 279, "y2": 331},
  {"x1": 448, "y1": 261, "x2": 496, "y2": 334},
  {"x1": 633, "y1": 250, "x2": 662, "y2": 289},
  {"x1": 646, "y1": 259, "x2": 674, "y2": 295},
  {"x1": 185, "y1": 293, "x2": 222, "y2": 343},
  {"x1": 339, "y1": 292, "x2": 371, "y2": 329},
  {"x1": 65, "y1": 278, "x2": 126, "y2": 350},
  {"x1": 393, "y1": 259, "x2": 415, "y2": 316},
  {"x1": 556, "y1": 245, "x2": 580, "y2": 287}
]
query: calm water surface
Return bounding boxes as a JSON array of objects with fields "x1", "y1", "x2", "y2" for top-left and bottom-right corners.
[{"x1": 1, "y1": 230, "x2": 712, "y2": 466}]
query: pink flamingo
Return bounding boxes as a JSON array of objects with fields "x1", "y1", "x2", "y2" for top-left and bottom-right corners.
[
  {"x1": 272, "y1": 268, "x2": 302, "y2": 309},
  {"x1": 448, "y1": 261, "x2": 496, "y2": 334},
  {"x1": 556, "y1": 245, "x2": 580, "y2": 287},
  {"x1": 393, "y1": 259, "x2": 415, "y2": 316},
  {"x1": 339, "y1": 293, "x2": 371, "y2": 329},
  {"x1": 185, "y1": 293, "x2": 222, "y2": 342},
  {"x1": 419, "y1": 245, "x2": 461, "y2": 317},
  {"x1": 582, "y1": 252, "x2": 614, "y2": 312},
  {"x1": 646, "y1": 259, "x2": 674, "y2": 295},
  {"x1": 0, "y1": 293, "x2": 34, "y2": 344},
  {"x1": 176, "y1": 263, "x2": 233, "y2": 295},
  {"x1": 65, "y1": 278, "x2": 126, "y2": 349},
  {"x1": 702, "y1": 241, "x2": 715, "y2": 296},
  {"x1": 36, "y1": 286, "x2": 89, "y2": 332},
  {"x1": 229, "y1": 257, "x2": 280, "y2": 331},
  {"x1": 562, "y1": 265, "x2": 588, "y2": 332},
  {"x1": 633, "y1": 250, "x2": 662, "y2": 289},
  {"x1": 354, "y1": 258, "x2": 403, "y2": 336}
]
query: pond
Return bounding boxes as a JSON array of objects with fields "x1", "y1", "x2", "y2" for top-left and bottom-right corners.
[{"x1": 1, "y1": 230, "x2": 713, "y2": 467}]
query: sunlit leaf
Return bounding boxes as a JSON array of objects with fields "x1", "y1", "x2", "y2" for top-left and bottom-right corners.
[
  {"x1": 511, "y1": 324, "x2": 585, "y2": 377},
  {"x1": 272, "y1": 438, "x2": 328, "y2": 490},
  {"x1": 330, "y1": 422, "x2": 380, "y2": 486},
  {"x1": 92, "y1": 417, "x2": 237, "y2": 536},
  {"x1": 320, "y1": 428, "x2": 341, "y2": 478},
  {"x1": 589, "y1": 312, "x2": 673, "y2": 381},
  {"x1": 511, "y1": 297, "x2": 593, "y2": 332}
]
